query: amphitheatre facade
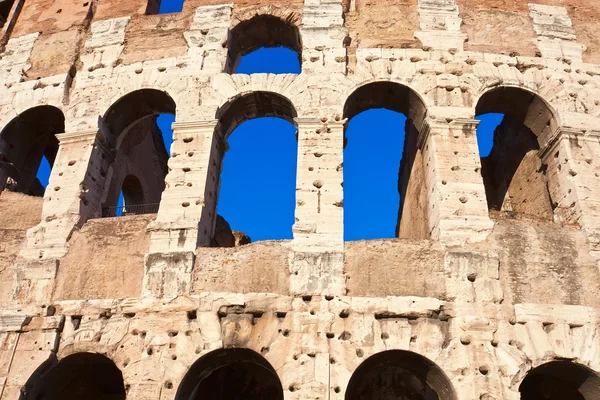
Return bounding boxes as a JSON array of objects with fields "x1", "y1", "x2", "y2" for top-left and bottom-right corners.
[{"x1": 0, "y1": 0, "x2": 600, "y2": 398}]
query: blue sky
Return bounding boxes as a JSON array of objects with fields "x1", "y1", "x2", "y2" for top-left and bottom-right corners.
[{"x1": 35, "y1": 1, "x2": 503, "y2": 241}]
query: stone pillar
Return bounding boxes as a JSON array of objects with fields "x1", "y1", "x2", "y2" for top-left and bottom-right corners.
[
  {"x1": 291, "y1": 117, "x2": 344, "y2": 296},
  {"x1": 542, "y1": 129, "x2": 600, "y2": 257},
  {"x1": 301, "y1": 0, "x2": 347, "y2": 74},
  {"x1": 184, "y1": 4, "x2": 232, "y2": 74},
  {"x1": 420, "y1": 118, "x2": 494, "y2": 245},
  {"x1": 16, "y1": 130, "x2": 113, "y2": 304},
  {"x1": 144, "y1": 120, "x2": 224, "y2": 298},
  {"x1": 19, "y1": 130, "x2": 113, "y2": 260}
]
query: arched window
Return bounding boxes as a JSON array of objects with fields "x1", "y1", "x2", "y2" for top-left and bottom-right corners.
[
  {"x1": 23, "y1": 352, "x2": 126, "y2": 400},
  {"x1": 176, "y1": 348, "x2": 283, "y2": 400},
  {"x1": 146, "y1": 0, "x2": 184, "y2": 14},
  {"x1": 345, "y1": 350, "x2": 457, "y2": 400},
  {"x1": 214, "y1": 92, "x2": 298, "y2": 242},
  {"x1": 343, "y1": 82, "x2": 429, "y2": 241},
  {"x1": 0, "y1": 106, "x2": 64, "y2": 197},
  {"x1": 475, "y1": 87, "x2": 556, "y2": 220},
  {"x1": 520, "y1": 361, "x2": 600, "y2": 399},
  {"x1": 226, "y1": 14, "x2": 302, "y2": 74},
  {"x1": 100, "y1": 89, "x2": 175, "y2": 217}
]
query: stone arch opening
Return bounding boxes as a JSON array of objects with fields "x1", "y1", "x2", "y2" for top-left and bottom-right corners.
[
  {"x1": 99, "y1": 89, "x2": 175, "y2": 217},
  {"x1": 0, "y1": 106, "x2": 64, "y2": 197},
  {"x1": 520, "y1": 361, "x2": 600, "y2": 400},
  {"x1": 345, "y1": 350, "x2": 457, "y2": 400},
  {"x1": 119, "y1": 174, "x2": 145, "y2": 215},
  {"x1": 22, "y1": 352, "x2": 126, "y2": 400},
  {"x1": 175, "y1": 348, "x2": 284, "y2": 400},
  {"x1": 211, "y1": 91, "x2": 298, "y2": 244},
  {"x1": 146, "y1": 0, "x2": 184, "y2": 14},
  {"x1": 475, "y1": 87, "x2": 557, "y2": 220},
  {"x1": 0, "y1": 0, "x2": 16, "y2": 27},
  {"x1": 225, "y1": 14, "x2": 302, "y2": 74},
  {"x1": 343, "y1": 81, "x2": 429, "y2": 240}
]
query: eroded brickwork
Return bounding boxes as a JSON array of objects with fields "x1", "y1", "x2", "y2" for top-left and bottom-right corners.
[{"x1": 1, "y1": 0, "x2": 600, "y2": 399}]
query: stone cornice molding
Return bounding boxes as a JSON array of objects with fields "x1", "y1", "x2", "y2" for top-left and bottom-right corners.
[
  {"x1": 172, "y1": 120, "x2": 219, "y2": 133},
  {"x1": 295, "y1": 117, "x2": 348, "y2": 129},
  {"x1": 418, "y1": 118, "x2": 480, "y2": 149},
  {"x1": 56, "y1": 129, "x2": 98, "y2": 145},
  {"x1": 539, "y1": 126, "x2": 597, "y2": 161}
]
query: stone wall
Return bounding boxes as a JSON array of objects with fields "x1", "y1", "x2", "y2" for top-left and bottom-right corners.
[{"x1": 1, "y1": 0, "x2": 600, "y2": 399}]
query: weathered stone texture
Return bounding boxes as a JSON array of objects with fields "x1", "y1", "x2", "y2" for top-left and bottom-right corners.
[
  {"x1": 53, "y1": 214, "x2": 153, "y2": 300},
  {"x1": 1, "y1": 0, "x2": 600, "y2": 398}
]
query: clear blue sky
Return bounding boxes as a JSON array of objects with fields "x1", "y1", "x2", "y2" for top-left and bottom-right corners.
[{"x1": 35, "y1": 2, "x2": 503, "y2": 241}]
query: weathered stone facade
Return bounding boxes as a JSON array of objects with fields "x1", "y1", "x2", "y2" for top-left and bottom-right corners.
[{"x1": 1, "y1": 0, "x2": 600, "y2": 398}]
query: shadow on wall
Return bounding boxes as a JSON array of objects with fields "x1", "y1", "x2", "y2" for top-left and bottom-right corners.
[{"x1": 475, "y1": 87, "x2": 556, "y2": 221}]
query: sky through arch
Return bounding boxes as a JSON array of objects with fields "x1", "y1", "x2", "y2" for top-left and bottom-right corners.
[{"x1": 31, "y1": 0, "x2": 501, "y2": 240}]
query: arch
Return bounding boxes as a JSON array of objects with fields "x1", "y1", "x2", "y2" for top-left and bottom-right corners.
[
  {"x1": 519, "y1": 361, "x2": 600, "y2": 400},
  {"x1": 225, "y1": 14, "x2": 302, "y2": 74},
  {"x1": 475, "y1": 86, "x2": 555, "y2": 219},
  {"x1": 212, "y1": 91, "x2": 298, "y2": 242},
  {"x1": 22, "y1": 352, "x2": 126, "y2": 400},
  {"x1": 122, "y1": 174, "x2": 145, "y2": 206},
  {"x1": 102, "y1": 89, "x2": 176, "y2": 146},
  {"x1": 344, "y1": 81, "x2": 428, "y2": 130},
  {"x1": 216, "y1": 91, "x2": 298, "y2": 140},
  {"x1": 0, "y1": 105, "x2": 64, "y2": 196},
  {"x1": 343, "y1": 81, "x2": 430, "y2": 240},
  {"x1": 175, "y1": 348, "x2": 284, "y2": 400},
  {"x1": 475, "y1": 86, "x2": 558, "y2": 144},
  {"x1": 345, "y1": 350, "x2": 457, "y2": 400},
  {"x1": 98, "y1": 89, "x2": 175, "y2": 218}
]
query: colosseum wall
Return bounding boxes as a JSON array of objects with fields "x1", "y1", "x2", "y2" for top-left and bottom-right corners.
[{"x1": 1, "y1": 0, "x2": 600, "y2": 398}]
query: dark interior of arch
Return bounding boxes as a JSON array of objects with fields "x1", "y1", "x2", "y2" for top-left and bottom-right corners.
[
  {"x1": 0, "y1": 0, "x2": 15, "y2": 25},
  {"x1": 476, "y1": 88, "x2": 555, "y2": 220},
  {"x1": 176, "y1": 348, "x2": 284, "y2": 400},
  {"x1": 0, "y1": 106, "x2": 63, "y2": 196},
  {"x1": 100, "y1": 90, "x2": 173, "y2": 217},
  {"x1": 226, "y1": 14, "x2": 302, "y2": 74},
  {"x1": 345, "y1": 350, "x2": 457, "y2": 400},
  {"x1": 23, "y1": 352, "x2": 126, "y2": 400},
  {"x1": 476, "y1": 87, "x2": 557, "y2": 139},
  {"x1": 343, "y1": 82, "x2": 430, "y2": 240},
  {"x1": 216, "y1": 91, "x2": 297, "y2": 139},
  {"x1": 103, "y1": 89, "x2": 176, "y2": 143},
  {"x1": 520, "y1": 361, "x2": 600, "y2": 400},
  {"x1": 120, "y1": 174, "x2": 145, "y2": 213}
]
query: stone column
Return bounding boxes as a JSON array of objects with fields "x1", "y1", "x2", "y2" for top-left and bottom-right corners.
[
  {"x1": 16, "y1": 130, "x2": 113, "y2": 304},
  {"x1": 420, "y1": 118, "x2": 494, "y2": 245},
  {"x1": 301, "y1": 0, "x2": 347, "y2": 74},
  {"x1": 19, "y1": 130, "x2": 112, "y2": 260},
  {"x1": 291, "y1": 117, "x2": 345, "y2": 296},
  {"x1": 542, "y1": 129, "x2": 600, "y2": 257},
  {"x1": 144, "y1": 120, "x2": 224, "y2": 298}
]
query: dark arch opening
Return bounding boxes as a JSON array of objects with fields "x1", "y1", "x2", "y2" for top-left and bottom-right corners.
[
  {"x1": 343, "y1": 82, "x2": 429, "y2": 241},
  {"x1": 175, "y1": 348, "x2": 284, "y2": 400},
  {"x1": 475, "y1": 87, "x2": 556, "y2": 220},
  {"x1": 520, "y1": 361, "x2": 600, "y2": 400},
  {"x1": 226, "y1": 14, "x2": 302, "y2": 74},
  {"x1": 22, "y1": 352, "x2": 126, "y2": 400},
  {"x1": 0, "y1": 106, "x2": 64, "y2": 196},
  {"x1": 100, "y1": 89, "x2": 175, "y2": 217},
  {"x1": 345, "y1": 350, "x2": 457, "y2": 400},
  {"x1": 213, "y1": 92, "x2": 298, "y2": 243}
]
